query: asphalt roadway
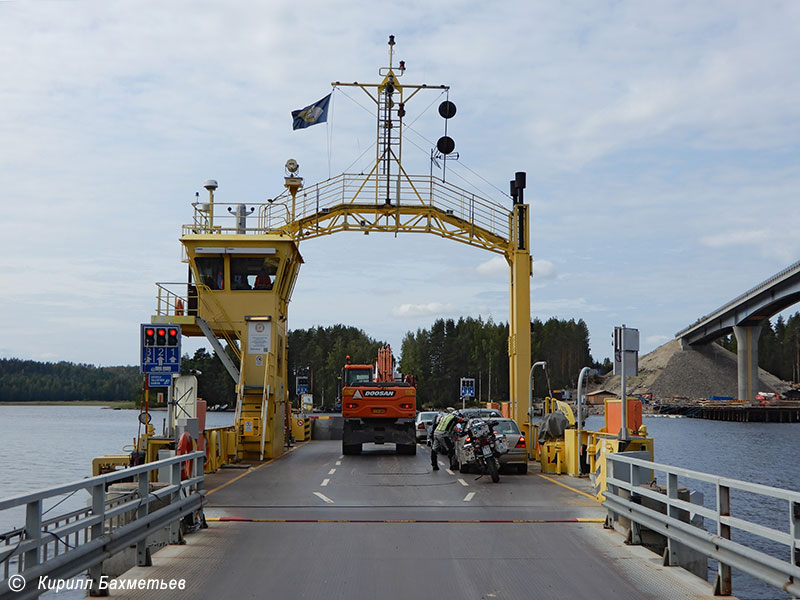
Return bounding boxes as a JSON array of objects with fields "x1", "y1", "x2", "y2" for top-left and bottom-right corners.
[{"x1": 111, "y1": 440, "x2": 728, "y2": 599}]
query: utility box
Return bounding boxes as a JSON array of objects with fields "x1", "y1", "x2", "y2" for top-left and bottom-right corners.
[{"x1": 605, "y1": 397, "x2": 643, "y2": 435}]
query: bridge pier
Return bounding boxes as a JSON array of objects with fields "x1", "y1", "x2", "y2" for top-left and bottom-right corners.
[{"x1": 733, "y1": 324, "x2": 762, "y2": 402}]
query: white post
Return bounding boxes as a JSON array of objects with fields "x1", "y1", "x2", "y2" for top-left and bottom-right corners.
[
  {"x1": 620, "y1": 343, "x2": 628, "y2": 441},
  {"x1": 576, "y1": 366, "x2": 592, "y2": 473},
  {"x1": 168, "y1": 379, "x2": 175, "y2": 440}
]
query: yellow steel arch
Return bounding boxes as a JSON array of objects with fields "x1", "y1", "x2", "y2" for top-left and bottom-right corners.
[
  {"x1": 251, "y1": 35, "x2": 533, "y2": 428},
  {"x1": 255, "y1": 166, "x2": 531, "y2": 429},
  {"x1": 157, "y1": 36, "x2": 532, "y2": 462}
]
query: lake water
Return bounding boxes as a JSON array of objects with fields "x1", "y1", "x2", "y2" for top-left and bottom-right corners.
[
  {"x1": 1, "y1": 406, "x2": 797, "y2": 599},
  {"x1": 585, "y1": 414, "x2": 800, "y2": 600}
]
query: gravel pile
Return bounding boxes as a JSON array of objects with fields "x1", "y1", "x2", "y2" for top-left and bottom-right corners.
[{"x1": 594, "y1": 339, "x2": 790, "y2": 401}]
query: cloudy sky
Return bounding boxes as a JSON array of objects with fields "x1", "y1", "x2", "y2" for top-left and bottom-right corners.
[{"x1": 2, "y1": 1, "x2": 799, "y2": 369}]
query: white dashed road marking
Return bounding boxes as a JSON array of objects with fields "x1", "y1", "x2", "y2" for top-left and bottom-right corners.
[
  {"x1": 464, "y1": 492, "x2": 475, "y2": 502},
  {"x1": 321, "y1": 479, "x2": 330, "y2": 487},
  {"x1": 458, "y1": 478, "x2": 469, "y2": 487},
  {"x1": 328, "y1": 468, "x2": 336, "y2": 475},
  {"x1": 313, "y1": 492, "x2": 334, "y2": 504}
]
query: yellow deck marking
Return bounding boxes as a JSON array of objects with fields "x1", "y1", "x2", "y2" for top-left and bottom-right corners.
[
  {"x1": 536, "y1": 473, "x2": 599, "y2": 501},
  {"x1": 206, "y1": 462, "x2": 270, "y2": 496},
  {"x1": 206, "y1": 443, "x2": 302, "y2": 496}
]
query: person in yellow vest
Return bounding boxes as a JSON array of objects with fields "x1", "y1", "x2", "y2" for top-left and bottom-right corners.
[{"x1": 430, "y1": 408, "x2": 461, "y2": 471}]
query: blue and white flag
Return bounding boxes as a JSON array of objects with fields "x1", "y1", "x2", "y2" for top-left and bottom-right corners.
[{"x1": 291, "y1": 94, "x2": 331, "y2": 130}]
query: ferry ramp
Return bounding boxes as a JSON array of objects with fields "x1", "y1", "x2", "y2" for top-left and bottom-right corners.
[{"x1": 110, "y1": 440, "x2": 725, "y2": 600}]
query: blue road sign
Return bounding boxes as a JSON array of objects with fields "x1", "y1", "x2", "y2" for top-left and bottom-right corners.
[
  {"x1": 141, "y1": 346, "x2": 181, "y2": 373},
  {"x1": 140, "y1": 324, "x2": 182, "y2": 374},
  {"x1": 148, "y1": 373, "x2": 173, "y2": 388},
  {"x1": 460, "y1": 377, "x2": 476, "y2": 398}
]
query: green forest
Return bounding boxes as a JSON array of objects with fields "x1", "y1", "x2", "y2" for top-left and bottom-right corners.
[
  {"x1": 718, "y1": 313, "x2": 800, "y2": 383},
  {"x1": 3, "y1": 312, "x2": 799, "y2": 405},
  {"x1": 285, "y1": 317, "x2": 604, "y2": 408},
  {"x1": 0, "y1": 359, "x2": 141, "y2": 403}
]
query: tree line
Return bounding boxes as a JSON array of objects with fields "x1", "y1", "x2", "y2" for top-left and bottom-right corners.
[
  {"x1": 0, "y1": 359, "x2": 141, "y2": 402},
  {"x1": 23, "y1": 311, "x2": 800, "y2": 406},
  {"x1": 0, "y1": 317, "x2": 607, "y2": 406},
  {"x1": 399, "y1": 316, "x2": 605, "y2": 408},
  {"x1": 287, "y1": 325, "x2": 383, "y2": 408}
]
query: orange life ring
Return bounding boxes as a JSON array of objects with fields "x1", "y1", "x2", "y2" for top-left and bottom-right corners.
[
  {"x1": 175, "y1": 298, "x2": 184, "y2": 316},
  {"x1": 177, "y1": 432, "x2": 194, "y2": 480}
]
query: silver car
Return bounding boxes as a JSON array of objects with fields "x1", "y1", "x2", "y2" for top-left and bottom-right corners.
[
  {"x1": 454, "y1": 417, "x2": 528, "y2": 474},
  {"x1": 491, "y1": 418, "x2": 528, "y2": 474},
  {"x1": 414, "y1": 411, "x2": 439, "y2": 443}
]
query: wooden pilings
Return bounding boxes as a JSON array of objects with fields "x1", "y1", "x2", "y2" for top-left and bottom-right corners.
[{"x1": 656, "y1": 404, "x2": 800, "y2": 422}]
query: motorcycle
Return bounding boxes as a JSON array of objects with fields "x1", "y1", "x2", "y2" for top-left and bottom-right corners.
[{"x1": 459, "y1": 418, "x2": 508, "y2": 483}]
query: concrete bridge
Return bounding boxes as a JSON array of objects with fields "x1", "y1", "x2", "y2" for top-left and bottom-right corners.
[{"x1": 675, "y1": 260, "x2": 800, "y2": 401}]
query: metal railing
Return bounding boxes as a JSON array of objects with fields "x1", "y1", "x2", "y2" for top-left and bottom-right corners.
[
  {"x1": 604, "y1": 452, "x2": 800, "y2": 597},
  {"x1": 177, "y1": 173, "x2": 511, "y2": 248},
  {"x1": 0, "y1": 451, "x2": 204, "y2": 599},
  {"x1": 154, "y1": 282, "x2": 191, "y2": 319}
]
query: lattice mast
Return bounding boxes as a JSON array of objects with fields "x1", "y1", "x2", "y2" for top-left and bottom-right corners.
[{"x1": 332, "y1": 35, "x2": 449, "y2": 208}]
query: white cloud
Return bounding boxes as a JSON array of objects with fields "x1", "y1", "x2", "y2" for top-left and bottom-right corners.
[
  {"x1": 700, "y1": 230, "x2": 771, "y2": 248},
  {"x1": 534, "y1": 297, "x2": 607, "y2": 316},
  {"x1": 533, "y1": 259, "x2": 556, "y2": 280},
  {"x1": 645, "y1": 334, "x2": 672, "y2": 348},
  {"x1": 476, "y1": 256, "x2": 507, "y2": 277},
  {"x1": 391, "y1": 302, "x2": 457, "y2": 318},
  {"x1": 3, "y1": 1, "x2": 800, "y2": 366}
]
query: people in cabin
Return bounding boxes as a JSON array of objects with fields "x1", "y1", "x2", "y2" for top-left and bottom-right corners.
[
  {"x1": 254, "y1": 268, "x2": 272, "y2": 290},
  {"x1": 232, "y1": 274, "x2": 251, "y2": 290}
]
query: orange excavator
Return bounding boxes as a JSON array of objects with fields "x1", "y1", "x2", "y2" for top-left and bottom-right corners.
[{"x1": 341, "y1": 345, "x2": 417, "y2": 455}]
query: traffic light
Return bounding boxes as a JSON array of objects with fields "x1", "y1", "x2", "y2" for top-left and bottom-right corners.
[{"x1": 141, "y1": 323, "x2": 181, "y2": 350}]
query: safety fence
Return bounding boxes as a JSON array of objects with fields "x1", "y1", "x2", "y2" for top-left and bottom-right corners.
[
  {"x1": 178, "y1": 173, "x2": 512, "y2": 250},
  {"x1": 604, "y1": 452, "x2": 800, "y2": 597},
  {"x1": 0, "y1": 451, "x2": 204, "y2": 599}
]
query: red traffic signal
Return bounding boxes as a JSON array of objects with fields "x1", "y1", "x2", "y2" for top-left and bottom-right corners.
[{"x1": 142, "y1": 324, "x2": 181, "y2": 349}]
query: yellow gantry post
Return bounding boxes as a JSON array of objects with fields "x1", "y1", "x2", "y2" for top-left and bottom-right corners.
[
  {"x1": 154, "y1": 36, "x2": 534, "y2": 461},
  {"x1": 508, "y1": 174, "x2": 532, "y2": 430}
]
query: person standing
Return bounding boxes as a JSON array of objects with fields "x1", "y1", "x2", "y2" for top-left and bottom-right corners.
[{"x1": 431, "y1": 408, "x2": 460, "y2": 471}]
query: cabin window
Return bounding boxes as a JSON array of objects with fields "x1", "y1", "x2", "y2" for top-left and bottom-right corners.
[
  {"x1": 345, "y1": 368, "x2": 372, "y2": 385},
  {"x1": 230, "y1": 256, "x2": 280, "y2": 291},
  {"x1": 195, "y1": 257, "x2": 224, "y2": 290}
]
